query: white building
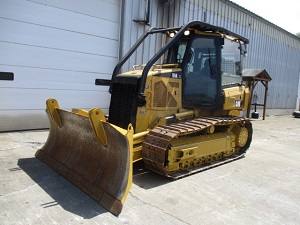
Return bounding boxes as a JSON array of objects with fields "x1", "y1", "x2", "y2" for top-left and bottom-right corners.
[{"x1": 1, "y1": 0, "x2": 300, "y2": 131}]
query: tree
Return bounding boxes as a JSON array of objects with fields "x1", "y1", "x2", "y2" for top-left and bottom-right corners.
[{"x1": 296, "y1": 32, "x2": 300, "y2": 38}]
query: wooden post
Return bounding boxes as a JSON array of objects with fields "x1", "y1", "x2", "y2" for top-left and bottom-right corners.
[
  {"x1": 262, "y1": 81, "x2": 268, "y2": 120},
  {"x1": 246, "y1": 80, "x2": 253, "y2": 118}
]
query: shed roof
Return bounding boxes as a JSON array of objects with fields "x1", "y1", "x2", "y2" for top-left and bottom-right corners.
[{"x1": 242, "y1": 69, "x2": 272, "y2": 81}]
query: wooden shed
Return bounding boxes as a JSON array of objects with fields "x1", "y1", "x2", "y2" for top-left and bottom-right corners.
[{"x1": 242, "y1": 69, "x2": 272, "y2": 120}]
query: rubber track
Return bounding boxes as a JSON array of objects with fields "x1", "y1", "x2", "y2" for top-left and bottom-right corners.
[{"x1": 142, "y1": 116, "x2": 253, "y2": 179}]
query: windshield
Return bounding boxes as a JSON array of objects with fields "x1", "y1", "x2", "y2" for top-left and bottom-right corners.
[
  {"x1": 221, "y1": 38, "x2": 242, "y2": 85},
  {"x1": 183, "y1": 36, "x2": 218, "y2": 106},
  {"x1": 166, "y1": 39, "x2": 188, "y2": 64}
]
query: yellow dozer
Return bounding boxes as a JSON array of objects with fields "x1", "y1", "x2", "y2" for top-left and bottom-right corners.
[{"x1": 35, "y1": 21, "x2": 252, "y2": 216}]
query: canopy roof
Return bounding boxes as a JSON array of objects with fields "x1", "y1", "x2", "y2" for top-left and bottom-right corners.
[{"x1": 242, "y1": 69, "x2": 272, "y2": 81}]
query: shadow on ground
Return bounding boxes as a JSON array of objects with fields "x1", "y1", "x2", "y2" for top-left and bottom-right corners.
[
  {"x1": 18, "y1": 158, "x2": 173, "y2": 218},
  {"x1": 18, "y1": 157, "x2": 107, "y2": 219},
  {"x1": 132, "y1": 161, "x2": 173, "y2": 189}
]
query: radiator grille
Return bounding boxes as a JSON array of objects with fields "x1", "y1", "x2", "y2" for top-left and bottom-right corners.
[
  {"x1": 167, "y1": 92, "x2": 177, "y2": 107},
  {"x1": 108, "y1": 83, "x2": 137, "y2": 130},
  {"x1": 169, "y1": 82, "x2": 179, "y2": 88},
  {"x1": 153, "y1": 81, "x2": 177, "y2": 108},
  {"x1": 153, "y1": 81, "x2": 167, "y2": 107}
]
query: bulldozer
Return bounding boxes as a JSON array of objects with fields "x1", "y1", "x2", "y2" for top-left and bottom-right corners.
[{"x1": 35, "y1": 21, "x2": 252, "y2": 216}]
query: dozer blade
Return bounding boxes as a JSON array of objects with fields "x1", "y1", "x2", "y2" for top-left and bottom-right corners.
[{"x1": 35, "y1": 99, "x2": 133, "y2": 216}]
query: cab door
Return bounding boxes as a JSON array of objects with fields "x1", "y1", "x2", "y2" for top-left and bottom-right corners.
[{"x1": 182, "y1": 35, "x2": 223, "y2": 109}]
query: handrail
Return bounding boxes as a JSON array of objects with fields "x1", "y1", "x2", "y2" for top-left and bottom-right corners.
[{"x1": 109, "y1": 27, "x2": 182, "y2": 93}]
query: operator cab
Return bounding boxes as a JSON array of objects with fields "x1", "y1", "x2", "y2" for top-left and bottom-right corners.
[{"x1": 166, "y1": 31, "x2": 246, "y2": 109}]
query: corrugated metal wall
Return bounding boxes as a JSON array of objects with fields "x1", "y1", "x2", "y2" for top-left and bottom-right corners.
[
  {"x1": 121, "y1": 0, "x2": 300, "y2": 112},
  {"x1": 119, "y1": 0, "x2": 166, "y2": 72},
  {"x1": 166, "y1": 0, "x2": 300, "y2": 111}
]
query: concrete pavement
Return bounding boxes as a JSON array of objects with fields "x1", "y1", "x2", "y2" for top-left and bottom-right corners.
[{"x1": 1, "y1": 115, "x2": 300, "y2": 225}]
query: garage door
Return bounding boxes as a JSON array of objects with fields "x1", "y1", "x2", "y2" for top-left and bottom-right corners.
[{"x1": 0, "y1": 0, "x2": 120, "y2": 131}]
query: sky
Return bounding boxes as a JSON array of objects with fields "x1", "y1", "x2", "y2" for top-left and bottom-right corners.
[{"x1": 230, "y1": 0, "x2": 300, "y2": 34}]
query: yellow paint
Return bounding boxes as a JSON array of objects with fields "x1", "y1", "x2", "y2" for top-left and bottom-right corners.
[
  {"x1": 121, "y1": 124, "x2": 134, "y2": 204},
  {"x1": 46, "y1": 98, "x2": 62, "y2": 128},
  {"x1": 164, "y1": 124, "x2": 248, "y2": 173},
  {"x1": 88, "y1": 108, "x2": 108, "y2": 146},
  {"x1": 223, "y1": 86, "x2": 249, "y2": 110},
  {"x1": 72, "y1": 108, "x2": 89, "y2": 117}
]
